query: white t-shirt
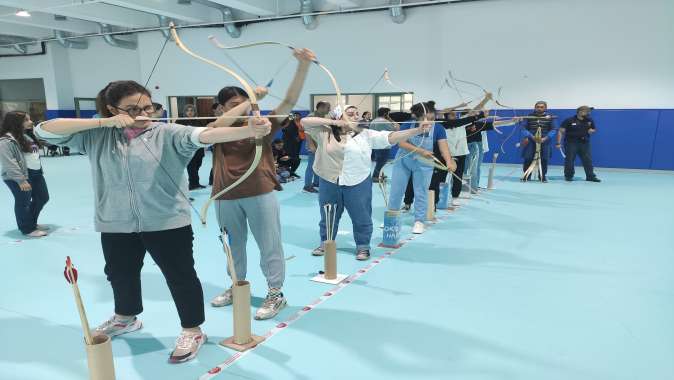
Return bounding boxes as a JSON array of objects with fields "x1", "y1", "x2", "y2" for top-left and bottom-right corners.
[
  {"x1": 445, "y1": 127, "x2": 469, "y2": 157},
  {"x1": 339, "y1": 129, "x2": 391, "y2": 186},
  {"x1": 482, "y1": 131, "x2": 489, "y2": 153},
  {"x1": 24, "y1": 138, "x2": 41, "y2": 170}
]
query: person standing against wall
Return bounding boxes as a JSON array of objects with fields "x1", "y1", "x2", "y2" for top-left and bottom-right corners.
[
  {"x1": 302, "y1": 102, "x2": 330, "y2": 193},
  {"x1": 1, "y1": 111, "x2": 50, "y2": 238},
  {"x1": 183, "y1": 104, "x2": 208, "y2": 190},
  {"x1": 557, "y1": 106, "x2": 601, "y2": 182},
  {"x1": 371, "y1": 107, "x2": 399, "y2": 182},
  {"x1": 281, "y1": 113, "x2": 303, "y2": 179},
  {"x1": 521, "y1": 101, "x2": 556, "y2": 182}
]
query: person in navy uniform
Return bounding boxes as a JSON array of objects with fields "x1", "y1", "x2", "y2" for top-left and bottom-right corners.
[{"x1": 557, "y1": 106, "x2": 600, "y2": 182}]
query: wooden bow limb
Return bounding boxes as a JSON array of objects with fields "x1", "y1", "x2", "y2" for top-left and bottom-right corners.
[{"x1": 167, "y1": 24, "x2": 264, "y2": 225}]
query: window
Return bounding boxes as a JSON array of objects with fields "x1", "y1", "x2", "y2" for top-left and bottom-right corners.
[{"x1": 377, "y1": 93, "x2": 413, "y2": 112}]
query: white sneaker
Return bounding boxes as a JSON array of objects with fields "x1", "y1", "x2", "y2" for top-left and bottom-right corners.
[
  {"x1": 451, "y1": 198, "x2": 461, "y2": 207},
  {"x1": 169, "y1": 331, "x2": 207, "y2": 363},
  {"x1": 412, "y1": 221, "x2": 425, "y2": 234},
  {"x1": 94, "y1": 315, "x2": 143, "y2": 338},
  {"x1": 255, "y1": 291, "x2": 287, "y2": 320},
  {"x1": 26, "y1": 230, "x2": 47, "y2": 238},
  {"x1": 210, "y1": 287, "x2": 233, "y2": 307},
  {"x1": 36, "y1": 224, "x2": 50, "y2": 231}
]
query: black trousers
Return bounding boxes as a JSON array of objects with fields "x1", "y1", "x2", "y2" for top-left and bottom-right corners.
[
  {"x1": 564, "y1": 139, "x2": 596, "y2": 179},
  {"x1": 187, "y1": 148, "x2": 205, "y2": 188},
  {"x1": 522, "y1": 157, "x2": 549, "y2": 180},
  {"x1": 288, "y1": 156, "x2": 301, "y2": 175},
  {"x1": 404, "y1": 170, "x2": 448, "y2": 206},
  {"x1": 284, "y1": 139, "x2": 302, "y2": 174},
  {"x1": 100, "y1": 225, "x2": 205, "y2": 328},
  {"x1": 451, "y1": 155, "x2": 466, "y2": 198}
]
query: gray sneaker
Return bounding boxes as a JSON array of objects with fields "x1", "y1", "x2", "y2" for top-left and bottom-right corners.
[
  {"x1": 94, "y1": 315, "x2": 142, "y2": 338},
  {"x1": 254, "y1": 292, "x2": 287, "y2": 320},
  {"x1": 210, "y1": 287, "x2": 233, "y2": 307},
  {"x1": 169, "y1": 331, "x2": 207, "y2": 363},
  {"x1": 311, "y1": 246, "x2": 325, "y2": 256}
]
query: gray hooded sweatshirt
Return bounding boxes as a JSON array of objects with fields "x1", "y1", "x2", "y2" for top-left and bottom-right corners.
[
  {"x1": 0, "y1": 134, "x2": 29, "y2": 183},
  {"x1": 35, "y1": 122, "x2": 207, "y2": 233}
]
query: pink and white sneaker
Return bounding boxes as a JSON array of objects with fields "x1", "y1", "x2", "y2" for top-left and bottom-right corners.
[{"x1": 169, "y1": 331, "x2": 207, "y2": 363}]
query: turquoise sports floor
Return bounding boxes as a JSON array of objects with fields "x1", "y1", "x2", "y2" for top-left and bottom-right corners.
[{"x1": 1, "y1": 152, "x2": 673, "y2": 380}]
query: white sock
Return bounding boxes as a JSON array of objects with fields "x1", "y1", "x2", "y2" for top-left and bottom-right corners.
[{"x1": 182, "y1": 327, "x2": 202, "y2": 335}]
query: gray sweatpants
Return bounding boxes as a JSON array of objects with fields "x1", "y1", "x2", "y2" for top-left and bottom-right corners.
[{"x1": 215, "y1": 192, "x2": 285, "y2": 289}]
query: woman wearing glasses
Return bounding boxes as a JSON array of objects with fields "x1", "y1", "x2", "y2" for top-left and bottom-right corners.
[
  {"x1": 35, "y1": 80, "x2": 272, "y2": 364},
  {"x1": 301, "y1": 104, "x2": 430, "y2": 260}
]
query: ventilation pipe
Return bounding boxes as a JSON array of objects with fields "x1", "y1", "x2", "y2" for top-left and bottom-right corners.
[
  {"x1": 299, "y1": 0, "x2": 318, "y2": 30},
  {"x1": 0, "y1": 36, "x2": 35, "y2": 54},
  {"x1": 12, "y1": 43, "x2": 27, "y2": 54},
  {"x1": 389, "y1": 0, "x2": 406, "y2": 24},
  {"x1": 54, "y1": 30, "x2": 88, "y2": 49},
  {"x1": 220, "y1": 7, "x2": 241, "y2": 38},
  {"x1": 99, "y1": 23, "x2": 137, "y2": 50},
  {"x1": 157, "y1": 15, "x2": 174, "y2": 41}
]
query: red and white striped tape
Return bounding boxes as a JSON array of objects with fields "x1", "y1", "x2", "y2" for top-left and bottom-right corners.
[{"x1": 199, "y1": 199, "x2": 462, "y2": 379}]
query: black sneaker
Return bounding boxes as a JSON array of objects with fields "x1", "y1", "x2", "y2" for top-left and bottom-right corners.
[
  {"x1": 303, "y1": 186, "x2": 318, "y2": 193},
  {"x1": 565, "y1": 177, "x2": 573, "y2": 181},
  {"x1": 586, "y1": 177, "x2": 601, "y2": 182},
  {"x1": 542, "y1": 177, "x2": 548, "y2": 183},
  {"x1": 356, "y1": 249, "x2": 370, "y2": 261}
]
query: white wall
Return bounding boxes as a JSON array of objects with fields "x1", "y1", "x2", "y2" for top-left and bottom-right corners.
[
  {"x1": 1, "y1": 0, "x2": 672, "y2": 111},
  {"x1": 0, "y1": 48, "x2": 58, "y2": 109}
]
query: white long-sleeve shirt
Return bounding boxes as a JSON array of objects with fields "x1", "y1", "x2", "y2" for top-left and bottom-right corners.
[{"x1": 304, "y1": 125, "x2": 392, "y2": 186}]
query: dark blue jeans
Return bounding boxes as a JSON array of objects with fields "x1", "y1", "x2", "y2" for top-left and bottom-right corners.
[
  {"x1": 372, "y1": 149, "x2": 390, "y2": 178},
  {"x1": 304, "y1": 152, "x2": 319, "y2": 188},
  {"x1": 318, "y1": 176, "x2": 373, "y2": 251},
  {"x1": 4, "y1": 169, "x2": 49, "y2": 234}
]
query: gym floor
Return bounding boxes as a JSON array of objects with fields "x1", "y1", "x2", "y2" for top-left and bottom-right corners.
[{"x1": 1, "y1": 152, "x2": 673, "y2": 380}]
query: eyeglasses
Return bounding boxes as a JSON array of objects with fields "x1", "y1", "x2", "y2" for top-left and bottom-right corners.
[{"x1": 113, "y1": 105, "x2": 155, "y2": 117}]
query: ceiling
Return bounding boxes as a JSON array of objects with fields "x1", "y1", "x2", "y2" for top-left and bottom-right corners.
[{"x1": 0, "y1": 0, "x2": 427, "y2": 44}]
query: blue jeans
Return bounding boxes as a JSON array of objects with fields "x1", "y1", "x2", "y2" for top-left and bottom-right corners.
[
  {"x1": 318, "y1": 176, "x2": 373, "y2": 251},
  {"x1": 466, "y1": 142, "x2": 485, "y2": 189},
  {"x1": 388, "y1": 156, "x2": 433, "y2": 222},
  {"x1": 4, "y1": 169, "x2": 49, "y2": 234},
  {"x1": 372, "y1": 149, "x2": 390, "y2": 178},
  {"x1": 304, "y1": 152, "x2": 319, "y2": 188}
]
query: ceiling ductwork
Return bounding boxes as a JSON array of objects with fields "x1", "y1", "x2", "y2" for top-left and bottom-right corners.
[
  {"x1": 54, "y1": 30, "x2": 88, "y2": 49},
  {"x1": 99, "y1": 23, "x2": 137, "y2": 50},
  {"x1": 11, "y1": 44, "x2": 27, "y2": 54},
  {"x1": 0, "y1": 35, "x2": 35, "y2": 54},
  {"x1": 389, "y1": 0, "x2": 406, "y2": 24},
  {"x1": 299, "y1": 0, "x2": 318, "y2": 30},
  {"x1": 220, "y1": 7, "x2": 241, "y2": 38}
]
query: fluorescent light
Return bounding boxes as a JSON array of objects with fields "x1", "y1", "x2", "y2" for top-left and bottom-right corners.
[{"x1": 15, "y1": 9, "x2": 31, "y2": 17}]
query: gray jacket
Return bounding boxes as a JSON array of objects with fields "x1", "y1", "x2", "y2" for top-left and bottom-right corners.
[
  {"x1": 0, "y1": 134, "x2": 29, "y2": 183},
  {"x1": 35, "y1": 122, "x2": 207, "y2": 233}
]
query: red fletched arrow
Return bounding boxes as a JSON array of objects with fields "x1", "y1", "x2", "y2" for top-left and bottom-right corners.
[{"x1": 64, "y1": 256, "x2": 78, "y2": 284}]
